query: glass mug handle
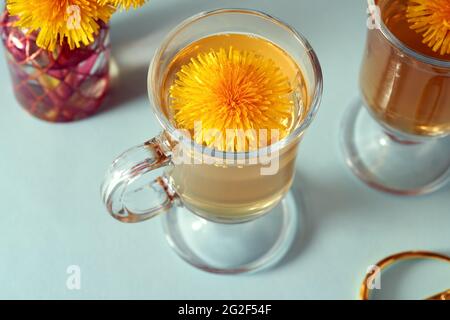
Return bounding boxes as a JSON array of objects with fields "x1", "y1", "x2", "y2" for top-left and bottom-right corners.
[{"x1": 101, "y1": 132, "x2": 177, "y2": 223}]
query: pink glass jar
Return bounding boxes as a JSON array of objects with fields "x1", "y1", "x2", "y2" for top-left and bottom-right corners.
[{"x1": 0, "y1": 12, "x2": 111, "y2": 122}]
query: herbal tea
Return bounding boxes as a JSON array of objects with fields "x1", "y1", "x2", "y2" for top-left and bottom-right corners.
[
  {"x1": 159, "y1": 33, "x2": 309, "y2": 221},
  {"x1": 361, "y1": 0, "x2": 450, "y2": 136}
]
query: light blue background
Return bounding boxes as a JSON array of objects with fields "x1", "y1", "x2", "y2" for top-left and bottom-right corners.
[{"x1": 0, "y1": 0, "x2": 449, "y2": 299}]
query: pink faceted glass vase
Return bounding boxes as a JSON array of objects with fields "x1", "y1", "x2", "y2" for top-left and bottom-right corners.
[{"x1": 0, "y1": 12, "x2": 111, "y2": 122}]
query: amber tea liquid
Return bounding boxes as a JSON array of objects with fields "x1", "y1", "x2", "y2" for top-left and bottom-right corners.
[
  {"x1": 361, "y1": 0, "x2": 450, "y2": 137},
  {"x1": 160, "y1": 34, "x2": 309, "y2": 222}
]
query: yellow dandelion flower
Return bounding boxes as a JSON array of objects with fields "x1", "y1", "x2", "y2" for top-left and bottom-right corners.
[
  {"x1": 98, "y1": 0, "x2": 146, "y2": 10},
  {"x1": 169, "y1": 47, "x2": 294, "y2": 152},
  {"x1": 407, "y1": 0, "x2": 450, "y2": 55},
  {"x1": 6, "y1": 0, "x2": 115, "y2": 51}
]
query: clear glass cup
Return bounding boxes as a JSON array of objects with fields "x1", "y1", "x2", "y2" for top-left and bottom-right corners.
[
  {"x1": 101, "y1": 9, "x2": 322, "y2": 273},
  {"x1": 341, "y1": 0, "x2": 450, "y2": 196}
]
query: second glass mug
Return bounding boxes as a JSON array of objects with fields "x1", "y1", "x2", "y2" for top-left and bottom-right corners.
[
  {"x1": 341, "y1": 0, "x2": 450, "y2": 196},
  {"x1": 101, "y1": 9, "x2": 322, "y2": 273}
]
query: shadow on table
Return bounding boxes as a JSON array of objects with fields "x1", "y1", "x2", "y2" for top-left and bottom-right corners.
[
  {"x1": 100, "y1": 60, "x2": 149, "y2": 113},
  {"x1": 272, "y1": 169, "x2": 378, "y2": 271}
]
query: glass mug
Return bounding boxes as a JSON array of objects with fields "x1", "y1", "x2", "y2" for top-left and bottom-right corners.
[
  {"x1": 101, "y1": 9, "x2": 322, "y2": 273},
  {"x1": 341, "y1": 0, "x2": 450, "y2": 196}
]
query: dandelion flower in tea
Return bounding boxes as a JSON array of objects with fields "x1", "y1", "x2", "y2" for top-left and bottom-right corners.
[
  {"x1": 169, "y1": 47, "x2": 294, "y2": 152},
  {"x1": 407, "y1": 0, "x2": 450, "y2": 55}
]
